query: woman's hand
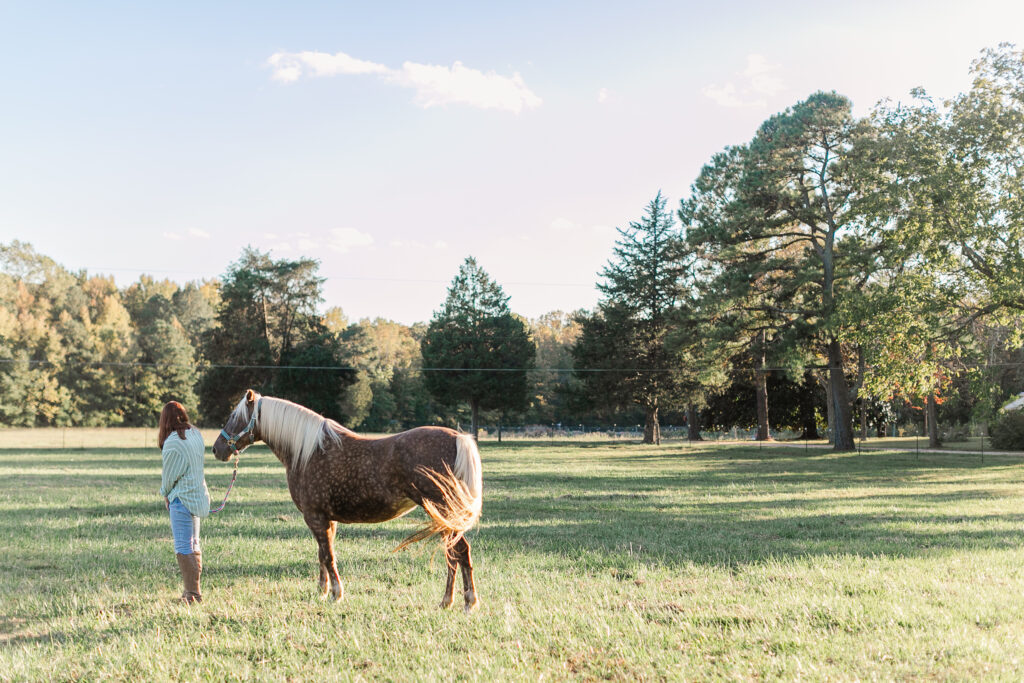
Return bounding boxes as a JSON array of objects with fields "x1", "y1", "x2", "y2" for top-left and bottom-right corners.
[{"x1": 164, "y1": 497, "x2": 170, "y2": 510}]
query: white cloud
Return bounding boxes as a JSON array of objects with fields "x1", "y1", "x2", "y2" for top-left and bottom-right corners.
[
  {"x1": 597, "y1": 87, "x2": 610, "y2": 104},
  {"x1": 268, "y1": 50, "x2": 390, "y2": 82},
  {"x1": 702, "y1": 82, "x2": 746, "y2": 108},
  {"x1": 327, "y1": 227, "x2": 374, "y2": 253},
  {"x1": 703, "y1": 54, "x2": 785, "y2": 108},
  {"x1": 743, "y1": 54, "x2": 784, "y2": 96},
  {"x1": 432, "y1": 240, "x2": 448, "y2": 250},
  {"x1": 267, "y1": 50, "x2": 541, "y2": 114},
  {"x1": 187, "y1": 227, "x2": 210, "y2": 239},
  {"x1": 162, "y1": 232, "x2": 182, "y2": 241},
  {"x1": 397, "y1": 61, "x2": 541, "y2": 113}
]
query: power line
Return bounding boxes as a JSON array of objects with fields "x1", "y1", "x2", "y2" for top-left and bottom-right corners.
[
  {"x1": 43, "y1": 265, "x2": 598, "y2": 289},
  {"x1": 0, "y1": 358, "x2": 646, "y2": 373},
  {"x1": 2, "y1": 358, "x2": 1023, "y2": 373}
]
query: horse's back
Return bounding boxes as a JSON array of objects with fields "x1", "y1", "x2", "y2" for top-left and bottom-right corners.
[
  {"x1": 295, "y1": 425, "x2": 463, "y2": 523},
  {"x1": 375, "y1": 425, "x2": 462, "y2": 473}
]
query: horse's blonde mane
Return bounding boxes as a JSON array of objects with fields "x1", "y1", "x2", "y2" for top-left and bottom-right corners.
[{"x1": 234, "y1": 393, "x2": 345, "y2": 467}]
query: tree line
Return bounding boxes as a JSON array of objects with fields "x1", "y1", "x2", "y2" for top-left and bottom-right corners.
[
  {"x1": 575, "y1": 44, "x2": 1024, "y2": 449},
  {"x1": 0, "y1": 243, "x2": 558, "y2": 437},
  {"x1": 2, "y1": 45, "x2": 1022, "y2": 450}
]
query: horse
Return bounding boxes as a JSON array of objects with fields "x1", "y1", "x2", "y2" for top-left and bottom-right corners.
[{"x1": 212, "y1": 389, "x2": 483, "y2": 612}]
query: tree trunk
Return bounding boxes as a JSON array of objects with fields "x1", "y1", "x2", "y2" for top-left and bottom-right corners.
[
  {"x1": 643, "y1": 404, "x2": 660, "y2": 445},
  {"x1": 498, "y1": 417, "x2": 503, "y2": 444},
  {"x1": 260, "y1": 291, "x2": 272, "y2": 354},
  {"x1": 470, "y1": 397, "x2": 480, "y2": 443},
  {"x1": 828, "y1": 339, "x2": 855, "y2": 451},
  {"x1": 857, "y1": 349, "x2": 868, "y2": 441},
  {"x1": 859, "y1": 398, "x2": 868, "y2": 441},
  {"x1": 755, "y1": 367, "x2": 771, "y2": 441},
  {"x1": 799, "y1": 372, "x2": 820, "y2": 440},
  {"x1": 686, "y1": 404, "x2": 703, "y2": 441},
  {"x1": 822, "y1": 372, "x2": 835, "y2": 444},
  {"x1": 926, "y1": 391, "x2": 941, "y2": 448}
]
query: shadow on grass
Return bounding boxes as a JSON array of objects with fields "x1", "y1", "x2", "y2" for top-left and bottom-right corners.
[{"x1": 5, "y1": 442, "x2": 1024, "y2": 581}]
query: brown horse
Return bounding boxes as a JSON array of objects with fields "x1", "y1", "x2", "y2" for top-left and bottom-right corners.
[{"x1": 212, "y1": 390, "x2": 483, "y2": 612}]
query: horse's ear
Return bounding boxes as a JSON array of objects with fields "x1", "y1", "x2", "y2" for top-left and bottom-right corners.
[{"x1": 245, "y1": 389, "x2": 256, "y2": 404}]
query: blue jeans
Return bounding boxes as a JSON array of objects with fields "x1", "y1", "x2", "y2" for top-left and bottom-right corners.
[{"x1": 169, "y1": 498, "x2": 201, "y2": 555}]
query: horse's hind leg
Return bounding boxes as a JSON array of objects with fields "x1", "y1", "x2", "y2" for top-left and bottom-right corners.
[
  {"x1": 439, "y1": 536, "x2": 458, "y2": 609},
  {"x1": 454, "y1": 536, "x2": 478, "y2": 613},
  {"x1": 307, "y1": 517, "x2": 342, "y2": 601}
]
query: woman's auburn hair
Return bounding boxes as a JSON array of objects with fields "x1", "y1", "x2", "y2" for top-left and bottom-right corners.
[{"x1": 158, "y1": 401, "x2": 192, "y2": 448}]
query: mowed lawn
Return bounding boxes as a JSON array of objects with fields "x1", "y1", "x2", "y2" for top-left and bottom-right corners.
[{"x1": 2, "y1": 435, "x2": 1024, "y2": 681}]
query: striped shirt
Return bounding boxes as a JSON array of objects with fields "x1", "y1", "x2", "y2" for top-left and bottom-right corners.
[{"x1": 159, "y1": 427, "x2": 210, "y2": 518}]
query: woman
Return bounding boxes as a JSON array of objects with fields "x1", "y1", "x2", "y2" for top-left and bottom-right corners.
[{"x1": 158, "y1": 401, "x2": 210, "y2": 604}]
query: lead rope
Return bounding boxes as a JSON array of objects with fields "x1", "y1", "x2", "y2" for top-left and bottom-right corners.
[
  {"x1": 209, "y1": 398, "x2": 260, "y2": 514},
  {"x1": 209, "y1": 453, "x2": 239, "y2": 514}
]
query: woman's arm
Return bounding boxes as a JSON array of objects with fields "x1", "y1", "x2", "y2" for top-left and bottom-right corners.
[{"x1": 159, "y1": 441, "x2": 189, "y2": 498}]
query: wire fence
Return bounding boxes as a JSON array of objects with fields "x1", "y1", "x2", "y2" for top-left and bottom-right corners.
[{"x1": 2, "y1": 425, "x2": 1018, "y2": 457}]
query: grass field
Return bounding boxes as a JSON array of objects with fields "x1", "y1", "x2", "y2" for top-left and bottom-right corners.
[{"x1": 2, "y1": 434, "x2": 1024, "y2": 680}]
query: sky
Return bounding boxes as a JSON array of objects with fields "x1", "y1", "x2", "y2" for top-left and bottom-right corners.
[{"x1": 2, "y1": 1, "x2": 1023, "y2": 325}]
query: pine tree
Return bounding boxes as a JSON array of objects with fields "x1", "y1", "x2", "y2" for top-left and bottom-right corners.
[
  {"x1": 573, "y1": 192, "x2": 689, "y2": 444},
  {"x1": 421, "y1": 257, "x2": 535, "y2": 440}
]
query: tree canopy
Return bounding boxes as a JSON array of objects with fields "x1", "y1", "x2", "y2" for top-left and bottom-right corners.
[
  {"x1": 420, "y1": 257, "x2": 536, "y2": 440},
  {"x1": 573, "y1": 193, "x2": 692, "y2": 444}
]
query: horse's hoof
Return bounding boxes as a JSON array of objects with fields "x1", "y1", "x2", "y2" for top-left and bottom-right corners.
[
  {"x1": 463, "y1": 594, "x2": 479, "y2": 614},
  {"x1": 439, "y1": 595, "x2": 455, "y2": 609}
]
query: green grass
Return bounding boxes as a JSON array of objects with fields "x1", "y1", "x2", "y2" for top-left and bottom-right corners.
[
  {"x1": 861, "y1": 435, "x2": 1015, "y2": 453},
  {"x1": 3, "y1": 435, "x2": 1024, "y2": 680}
]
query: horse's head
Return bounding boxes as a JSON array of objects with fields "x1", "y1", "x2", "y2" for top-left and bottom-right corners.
[{"x1": 212, "y1": 389, "x2": 262, "y2": 461}]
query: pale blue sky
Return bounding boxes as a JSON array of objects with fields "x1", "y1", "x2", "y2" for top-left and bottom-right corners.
[{"x1": 2, "y1": 1, "x2": 1022, "y2": 323}]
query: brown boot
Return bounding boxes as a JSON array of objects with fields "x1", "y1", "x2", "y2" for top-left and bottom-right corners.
[
  {"x1": 192, "y1": 550, "x2": 203, "y2": 603},
  {"x1": 176, "y1": 553, "x2": 202, "y2": 604}
]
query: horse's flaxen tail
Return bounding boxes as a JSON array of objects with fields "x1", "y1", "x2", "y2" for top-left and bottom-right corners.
[{"x1": 396, "y1": 434, "x2": 483, "y2": 552}]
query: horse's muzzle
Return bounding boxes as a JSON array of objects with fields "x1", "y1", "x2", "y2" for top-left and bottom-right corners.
[{"x1": 211, "y1": 439, "x2": 232, "y2": 461}]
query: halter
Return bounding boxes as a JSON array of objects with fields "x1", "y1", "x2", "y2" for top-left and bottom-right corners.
[
  {"x1": 209, "y1": 398, "x2": 261, "y2": 515},
  {"x1": 220, "y1": 398, "x2": 262, "y2": 456}
]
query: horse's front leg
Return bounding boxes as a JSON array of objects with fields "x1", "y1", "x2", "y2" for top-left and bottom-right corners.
[{"x1": 306, "y1": 517, "x2": 342, "y2": 601}]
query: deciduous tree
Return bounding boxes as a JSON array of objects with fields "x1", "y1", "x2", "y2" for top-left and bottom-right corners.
[{"x1": 682, "y1": 93, "x2": 882, "y2": 450}]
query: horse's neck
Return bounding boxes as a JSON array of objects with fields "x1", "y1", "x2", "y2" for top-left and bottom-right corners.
[
  {"x1": 255, "y1": 400, "x2": 347, "y2": 470},
  {"x1": 260, "y1": 431, "x2": 296, "y2": 470},
  {"x1": 273, "y1": 445, "x2": 295, "y2": 470},
  {"x1": 255, "y1": 413, "x2": 297, "y2": 470}
]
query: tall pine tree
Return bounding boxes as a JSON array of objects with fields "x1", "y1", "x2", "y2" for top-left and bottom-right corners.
[
  {"x1": 421, "y1": 257, "x2": 535, "y2": 440},
  {"x1": 573, "y1": 192, "x2": 689, "y2": 444}
]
